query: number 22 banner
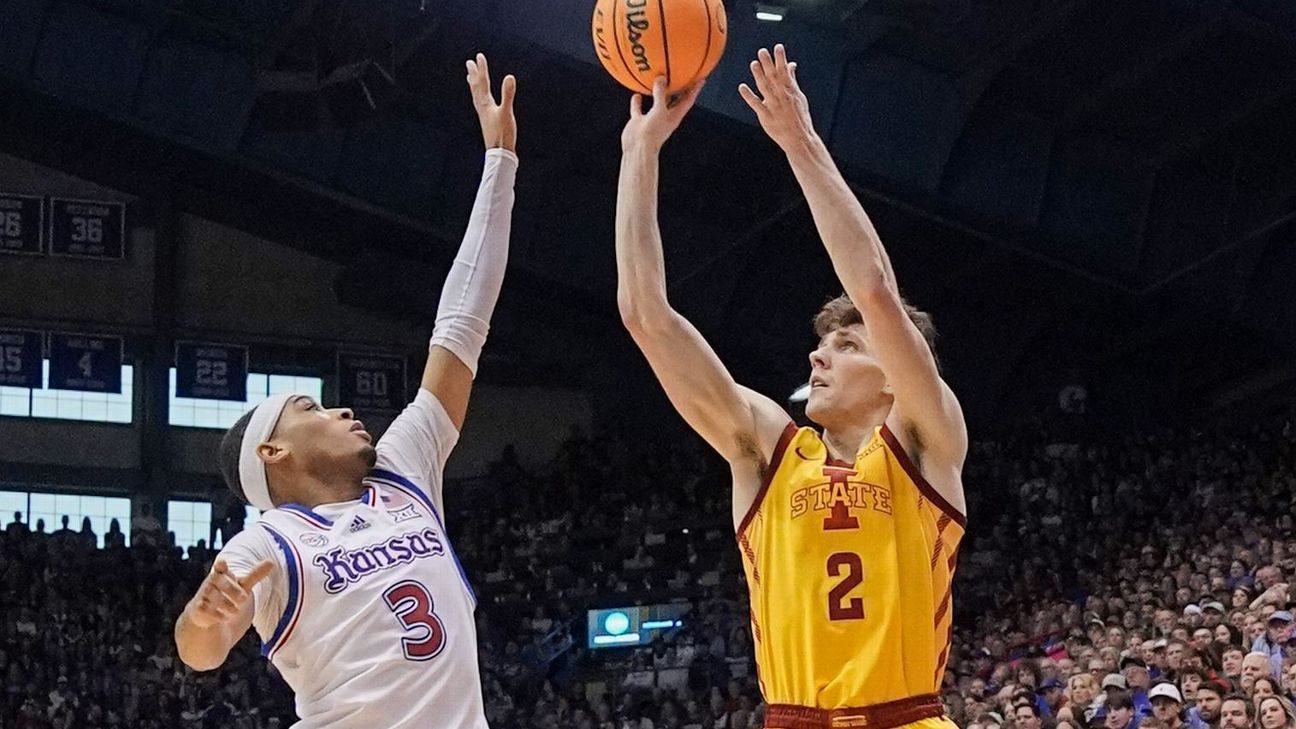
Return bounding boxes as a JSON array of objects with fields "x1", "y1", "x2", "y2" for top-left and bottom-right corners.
[{"x1": 175, "y1": 342, "x2": 249, "y2": 401}]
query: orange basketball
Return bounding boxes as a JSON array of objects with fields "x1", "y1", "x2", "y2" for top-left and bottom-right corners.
[{"x1": 592, "y1": 0, "x2": 727, "y2": 94}]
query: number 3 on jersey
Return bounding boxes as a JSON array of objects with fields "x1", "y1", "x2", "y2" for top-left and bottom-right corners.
[{"x1": 383, "y1": 581, "x2": 447, "y2": 660}]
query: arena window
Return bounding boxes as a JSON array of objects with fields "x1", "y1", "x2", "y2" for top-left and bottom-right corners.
[
  {"x1": 0, "y1": 361, "x2": 134, "y2": 424},
  {"x1": 1, "y1": 489, "x2": 131, "y2": 547},
  {"x1": 167, "y1": 499, "x2": 213, "y2": 549},
  {"x1": 210, "y1": 506, "x2": 262, "y2": 549},
  {"x1": 168, "y1": 370, "x2": 324, "y2": 429}
]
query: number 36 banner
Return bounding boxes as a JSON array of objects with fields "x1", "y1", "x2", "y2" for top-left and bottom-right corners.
[
  {"x1": 175, "y1": 342, "x2": 248, "y2": 401},
  {"x1": 338, "y1": 352, "x2": 406, "y2": 412},
  {"x1": 49, "y1": 197, "x2": 126, "y2": 259}
]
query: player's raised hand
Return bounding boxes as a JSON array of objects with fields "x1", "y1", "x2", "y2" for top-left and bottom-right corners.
[
  {"x1": 185, "y1": 558, "x2": 274, "y2": 630},
  {"x1": 739, "y1": 44, "x2": 815, "y2": 153},
  {"x1": 622, "y1": 77, "x2": 705, "y2": 153},
  {"x1": 466, "y1": 53, "x2": 517, "y2": 153}
]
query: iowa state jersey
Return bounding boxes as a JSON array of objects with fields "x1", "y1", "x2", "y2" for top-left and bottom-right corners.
[
  {"x1": 219, "y1": 390, "x2": 487, "y2": 729},
  {"x1": 736, "y1": 422, "x2": 965, "y2": 709}
]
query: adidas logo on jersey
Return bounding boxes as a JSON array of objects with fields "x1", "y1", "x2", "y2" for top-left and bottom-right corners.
[{"x1": 348, "y1": 516, "x2": 371, "y2": 534}]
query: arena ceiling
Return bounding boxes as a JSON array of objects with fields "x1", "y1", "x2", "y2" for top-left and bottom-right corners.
[{"x1": 1, "y1": 0, "x2": 1294, "y2": 425}]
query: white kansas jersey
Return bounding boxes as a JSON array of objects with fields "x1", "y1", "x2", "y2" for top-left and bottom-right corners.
[{"x1": 219, "y1": 389, "x2": 487, "y2": 729}]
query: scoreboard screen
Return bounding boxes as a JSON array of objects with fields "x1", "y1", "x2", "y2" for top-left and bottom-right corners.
[{"x1": 587, "y1": 604, "x2": 688, "y2": 649}]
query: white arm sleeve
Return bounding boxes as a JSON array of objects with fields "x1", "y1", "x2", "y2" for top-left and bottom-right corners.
[
  {"x1": 429, "y1": 148, "x2": 518, "y2": 377},
  {"x1": 215, "y1": 526, "x2": 285, "y2": 643},
  {"x1": 374, "y1": 388, "x2": 460, "y2": 515}
]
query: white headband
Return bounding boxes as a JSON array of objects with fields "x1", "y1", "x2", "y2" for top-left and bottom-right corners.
[{"x1": 238, "y1": 393, "x2": 297, "y2": 511}]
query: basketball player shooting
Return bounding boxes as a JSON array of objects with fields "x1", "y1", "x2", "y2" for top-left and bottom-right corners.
[
  {"x1": 174, "y1": 54, "x2": 517, "y2": 729},
  {"x1": 616, "y1": 45, "x2": 966, "y2": 729}
]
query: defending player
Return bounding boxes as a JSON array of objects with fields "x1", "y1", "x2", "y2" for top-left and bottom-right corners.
[
  {"x1": 615, "y1": 46, "x2": 966, "y2": 728},
  {"x1": 174, "y1": 54, "x2": 518, "y2": 729}
]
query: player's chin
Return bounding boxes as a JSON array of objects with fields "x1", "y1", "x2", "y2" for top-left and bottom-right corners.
[
  {"x1": 358, "y1": 444, "x2": 377, "y2": 468},
  {"x1": 803, "y1": 398, "x2": 830, "y2": 425}
]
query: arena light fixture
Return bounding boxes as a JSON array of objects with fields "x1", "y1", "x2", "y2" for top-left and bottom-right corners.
[{"x1": 756, "y1": 3, "x2": 786, "y2": 21}]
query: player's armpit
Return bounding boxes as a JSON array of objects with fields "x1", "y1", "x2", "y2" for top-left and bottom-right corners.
[
  {"x1": 860, "y1": 287, "x2": 968, "y2": 509},
  {"x1": 863, "y1": 287, "x2": 965, "y2": 448}
]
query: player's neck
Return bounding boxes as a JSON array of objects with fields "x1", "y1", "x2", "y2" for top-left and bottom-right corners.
[
  {"x1": 281, "y1": 473, "x2": 366, "y2": 509},
  {"x1": 820, "y1": 416, "x2": 884, "y2": 464}
]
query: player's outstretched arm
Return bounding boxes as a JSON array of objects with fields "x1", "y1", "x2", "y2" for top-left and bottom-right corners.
[
  {"x1": 423, "y1": 53, "x2": 519, "y2": 430},
  {"x1": 617, "y1": 79, "x2": 790, "y2": 468},
  {"x1": 740, "y1": 45, "x2": 968, "y2": 479},
  {"x1": 175, "y1": 558, "x2": 273, "y2": 672}
]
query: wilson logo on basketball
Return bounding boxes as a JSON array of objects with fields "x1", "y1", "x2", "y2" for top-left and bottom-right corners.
[{"x1": 624, "y1": 0, "x2": 653, "y2": 72}]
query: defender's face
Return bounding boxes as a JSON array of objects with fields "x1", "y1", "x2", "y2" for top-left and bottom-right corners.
[
  {"x1": 805, "y1": 325, "x2": 888, "y2": 425},
  {"x1": 271, "y1": 396, "x2": 376, "y2": 469}
]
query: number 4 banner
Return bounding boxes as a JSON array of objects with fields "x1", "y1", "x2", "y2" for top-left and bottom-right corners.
[
  {"x1": 48, "y1": 333, "x2": 123, "y2": 393},
  {"x1": 176, "y1": 342, "x2": 248, "y2": 401},
  {"x1": 338, "y1": 352, "x2": 406, "y2": 412}
]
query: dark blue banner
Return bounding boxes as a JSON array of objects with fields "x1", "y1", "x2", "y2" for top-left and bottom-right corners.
[
  {"x1": 0, "y1": 330, "x2": 43, "y2": 388},
  {"x1": 48, "y1": 334, "x2": 123, "y2": 393},
  {"x1": 176, "y1": 342, "x2": 248, "y2": 401},
  {"x1": 338, "y1": 352, "x2": 406, "y2": 412},
  {"x1": 48, "y1": 198, "x2": 126, "y2": 259},
  {"x1": 0, "y1": 194, "x2": 44, "y2": 255}
]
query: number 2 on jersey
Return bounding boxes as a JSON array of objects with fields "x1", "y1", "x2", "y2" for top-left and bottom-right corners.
[
  {"x1": 827, "y1": 552, "x2": 865, "y2": 621},
  {"x1": 383, "y1": 580, "x2": 447, "y2": 660}
]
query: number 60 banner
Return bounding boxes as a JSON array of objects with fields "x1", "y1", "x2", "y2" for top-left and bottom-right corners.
[
  {"x1": 176, "y1": 342, "x2": 249, "y2": 401},
  {"x1": 338, "y1": 352, "x2": 406, "y2": 412}
]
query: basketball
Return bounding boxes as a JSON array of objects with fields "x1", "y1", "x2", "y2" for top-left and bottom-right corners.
[{"x1": 592, "y1": 0, "x2": 727, "y2": 94}]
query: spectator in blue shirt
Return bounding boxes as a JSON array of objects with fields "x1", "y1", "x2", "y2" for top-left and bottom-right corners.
[{"x1": 1252, "y1": 611, "x2": 1292, "y2": 678}]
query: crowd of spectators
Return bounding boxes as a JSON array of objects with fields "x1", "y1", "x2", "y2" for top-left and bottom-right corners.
[
  {"x1": 946, "y1": 413, "x2": 1296, "y2": 729},
  {"x1": 0, "y1": 513, "x2": 293, "y2": 728},
  {"x1": 1, "y1": 407, "x2": 1294, "y2": 728}
]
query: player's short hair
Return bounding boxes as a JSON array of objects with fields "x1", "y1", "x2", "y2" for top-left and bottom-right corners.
[
  {"x1": 813, "y1": 293, "x2": 939, "y2": 366},
  {"x1": 219, "y1": 409, "x2": 257, "y2": 504}
]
